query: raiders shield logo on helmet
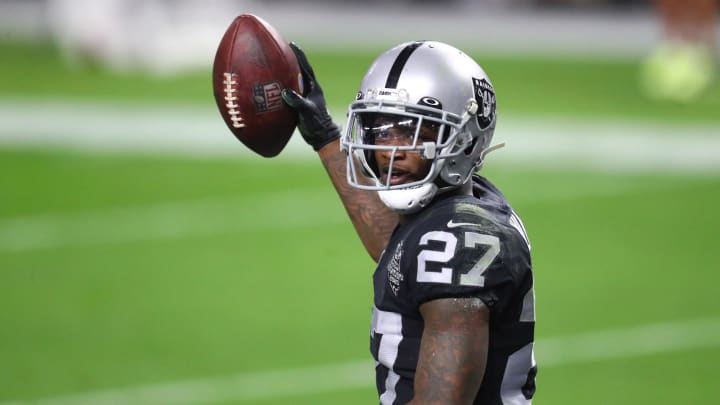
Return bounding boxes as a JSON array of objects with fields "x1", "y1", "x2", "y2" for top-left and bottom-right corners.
[{"x1": 472, "y1": 78, "x2": 496, "y2": 130}]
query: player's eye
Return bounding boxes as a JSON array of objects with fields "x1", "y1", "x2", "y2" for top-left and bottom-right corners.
[
  {"x1": 372, "y1": 125, "x2": 415, "y2": 144},
  {"x1": 418, "y1": 121, "x2": 441, "y2": 142}
]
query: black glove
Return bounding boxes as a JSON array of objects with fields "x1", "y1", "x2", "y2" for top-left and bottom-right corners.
[{"x1": 281, "y1": 42, "x2": 341, "y2": 151}]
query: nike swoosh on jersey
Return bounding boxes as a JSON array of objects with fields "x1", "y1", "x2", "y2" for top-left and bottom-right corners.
[{"x1": 446, "y1": 220, "x2": 480, "y2": 228}]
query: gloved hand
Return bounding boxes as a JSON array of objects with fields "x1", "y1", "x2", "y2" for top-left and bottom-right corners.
[{"x1": 281, "y1": 42, "x2": 341, "y2": 151}]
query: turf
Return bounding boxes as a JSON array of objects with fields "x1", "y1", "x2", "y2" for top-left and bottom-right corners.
[
  {"x1": 1, "y1": 40, "x2": 719, "y2": 404},
  {"x1": 1, "y1": 150, "x2": 718, "y2": 403}
]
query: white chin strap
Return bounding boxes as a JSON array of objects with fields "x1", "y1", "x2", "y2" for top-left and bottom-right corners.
[{"x1": 377, "y1": 183, "x2": 438, "y2": 215}]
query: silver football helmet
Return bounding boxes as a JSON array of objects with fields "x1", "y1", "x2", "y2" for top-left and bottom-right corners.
[{"x1": 341, "y1": 41, "x2": 498, "y2": 214}]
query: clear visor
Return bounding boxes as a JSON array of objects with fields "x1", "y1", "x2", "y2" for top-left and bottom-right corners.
[{"x1": 342, "y1": 101, "x2": 463, "y2": 191}]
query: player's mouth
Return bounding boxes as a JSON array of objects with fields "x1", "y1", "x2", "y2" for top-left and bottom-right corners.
[{"x1": 381, "y1": 167, "x2": 415, "y2": 186}]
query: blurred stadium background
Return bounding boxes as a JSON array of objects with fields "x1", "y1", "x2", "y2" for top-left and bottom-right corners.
[{"x1": 1, "y1": 0, "x2": 719, "y2": 404}]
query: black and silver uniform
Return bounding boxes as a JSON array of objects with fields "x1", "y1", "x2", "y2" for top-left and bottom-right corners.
[{"x1": 370, "y1": 175, "x2": 536, "y2": 405}]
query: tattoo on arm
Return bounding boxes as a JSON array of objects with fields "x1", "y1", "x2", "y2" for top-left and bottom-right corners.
[
  {"x1": 318, "y1": 140, "x2": 398, "y2": 261},
  {"x1": 410, "y1": 297, "x2": 490, "y2": 405}
]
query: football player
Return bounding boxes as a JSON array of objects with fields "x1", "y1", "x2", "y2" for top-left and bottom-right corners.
[{"x1": 282, "y1": 41, "x2": 536, "y2": 405}]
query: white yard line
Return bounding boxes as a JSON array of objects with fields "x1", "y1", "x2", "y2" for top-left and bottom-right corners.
[
  {"x1": 2, "y1": 317, "x2": 718, "y2": 405},
  {"x1": 0, "y1": 190, "x2": 341, "y2": 252},
  {"x1": 0, "y1": 176, "x2": 667, "y2": 253},
  {"x1": 0, "y1": 361, "x2": 374, "y2": 405},
  {"x1": 0, "y1": 99, "x2": 719, "y2": 173},
  {"x1": 0, "y1": 99, "x2": 718, "y2": 252},
  {"x1": 538, "y1": 317, "x2": 720, "y2": 366}
]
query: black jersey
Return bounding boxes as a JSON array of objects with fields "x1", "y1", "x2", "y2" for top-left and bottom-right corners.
[{"x1": 371, "y1": 175, "x2": 536, "y2": 405}]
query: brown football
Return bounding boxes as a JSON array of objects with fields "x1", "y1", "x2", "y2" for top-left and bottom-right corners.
[{"x1": 212, "y1": 14, "x2": 302, "y2": 157}]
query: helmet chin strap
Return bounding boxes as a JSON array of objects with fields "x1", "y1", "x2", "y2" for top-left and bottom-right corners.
[
  {"x1": 481, "y1": 142, "x2": 506, "y2": 160},
  {"x1": 472, "y1": 142, "x2": 506, "y2": 174}
]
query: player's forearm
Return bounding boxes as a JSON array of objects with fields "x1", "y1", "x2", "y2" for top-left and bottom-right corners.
[{"x1": 317, "y1": 139, "x2": 397, "y2": 262}]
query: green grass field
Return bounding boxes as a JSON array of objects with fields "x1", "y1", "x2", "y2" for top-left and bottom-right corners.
[{"x1": 1, "y1": 42, "x2": 719, "y2": 404}]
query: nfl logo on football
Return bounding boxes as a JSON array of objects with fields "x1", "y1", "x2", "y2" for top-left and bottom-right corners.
[{"x1": 253, "y1": 81, "x2": 283, "y2": 112}]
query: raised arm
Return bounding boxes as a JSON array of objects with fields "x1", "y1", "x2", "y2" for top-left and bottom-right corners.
[
  {"x1": 316, "y1": 140, "x2": 397, "y2": 261},
  {"x1": 281, "y1": 43, "x2": 397, "y2": 261},
  {"x1": 409, "y1": 297, "x2": 489, "y2": 405}
]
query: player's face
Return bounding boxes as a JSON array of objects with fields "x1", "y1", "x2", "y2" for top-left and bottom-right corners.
[{"x1": 365, "y1": 114, "x2": 439, "y2": 186}]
